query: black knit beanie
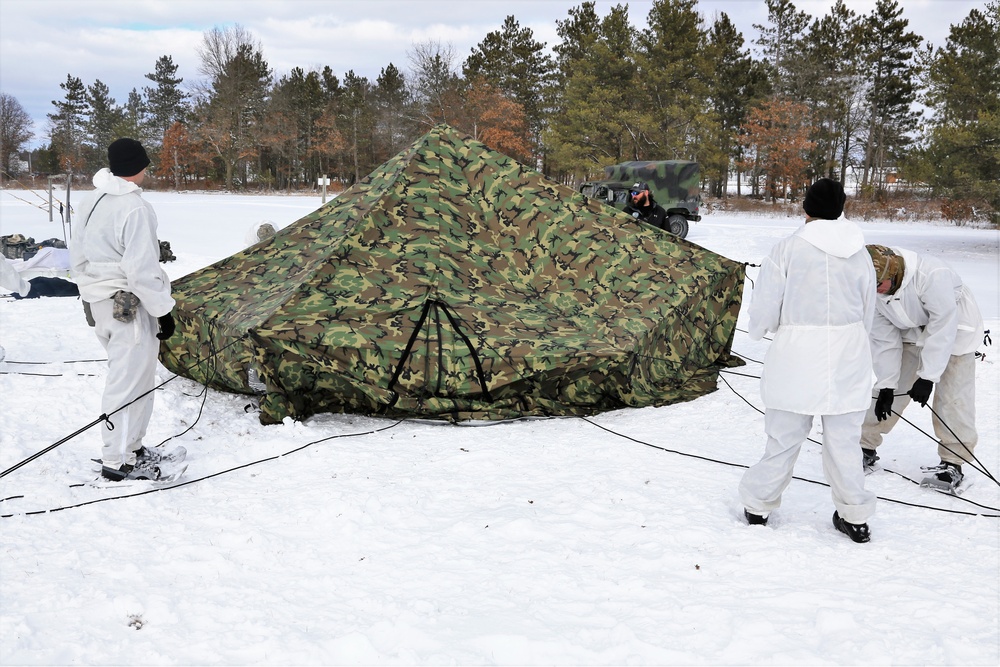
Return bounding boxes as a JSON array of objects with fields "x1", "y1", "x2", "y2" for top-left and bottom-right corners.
[
  {"x1": 803, "y1": 178, "x2": 846, "y2": 220},
  {"x1": 108, "y1": 138, "x2": 150, "y2": 177}
]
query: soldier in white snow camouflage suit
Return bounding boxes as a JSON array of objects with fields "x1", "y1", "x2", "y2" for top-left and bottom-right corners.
[
  {"x1": 70, "y1": 139, "x2": 177, "y2": 481},
  {"x1": 862, "y1": 244, "x2": 984, "y2": 492},
  {"x1": 739, "y1": 179, "x2": 877, "y2": 543}
]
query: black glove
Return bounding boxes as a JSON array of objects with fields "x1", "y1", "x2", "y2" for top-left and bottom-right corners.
[
  {"x1": 908, "y1": 378, "x2": 934, "y2": 407},
  {"x1": 874, "y1": 388, "x2": 895, "y2": 421},
  {"x1": 156, "y1": 313, "x2": 176, "y2": 340}
]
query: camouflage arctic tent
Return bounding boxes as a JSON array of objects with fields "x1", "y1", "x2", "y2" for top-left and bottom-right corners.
[{"x1": 159, "y1": 124, "x2": 745, "y2": 423}]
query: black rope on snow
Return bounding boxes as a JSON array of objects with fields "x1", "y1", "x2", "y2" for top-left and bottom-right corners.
[
  {"x1": 719, "y1": 369, "x2": 762, "y2": 380},
  {"x1": 0, "y1": 415, "x2": 109, "y2": 479},
  {"x1": 3, "y1": 358, "x2": 108, "y2": 365},
  {"x1": 0, "y1": 420, "x2": 405, "y2": 517},
  {"x1": 0, "y1": 371, "x2": 98, "y2": 377},
  {"x1": 154, "y1": 319, "x2": 229, "y2": 450},
  {"x1": 713, "y1": 376, "x2": 1000, "y2": 512},
  {"x1": 0, "y1": 332, "x2": 249, "y2": 480},
  {"x1": 580, "y1": 416, "x2": 1000, "y2": 518},
  {"x1": 894, "y1": 404, "x2": 998, "y2": 486}
]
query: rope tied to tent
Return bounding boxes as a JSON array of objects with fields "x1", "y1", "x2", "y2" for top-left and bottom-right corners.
[
  {"x1": 384, "y1": 298, "x2": 494, "y2": 412},
  {"x1": 0, "y1": 332, "x2": 248, "y2": 480}
]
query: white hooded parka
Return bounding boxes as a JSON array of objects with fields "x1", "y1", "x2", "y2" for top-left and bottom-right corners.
[
  {"x1": 748, "y1": 218, "x2": 876, "y2": 415},
  {"x1": 870, "y1": 248, "x2": 983, "y2": 389},
  {"x1": 70, "y1": 168, "x2": 174, "y2": 317}
]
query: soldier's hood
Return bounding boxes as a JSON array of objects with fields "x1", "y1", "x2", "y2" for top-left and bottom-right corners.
[
  {"x1": 92, "y1": 168, "x2": 143, "y2": 196},
  {"x1": 794, "y1": 218, "x2": 865, "y2": 258}
]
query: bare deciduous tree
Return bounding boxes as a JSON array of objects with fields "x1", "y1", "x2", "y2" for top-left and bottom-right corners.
[
  {"x1": 407, "y1": 40, "x2": 461, "y2": 128},
  {"x1": 0, "y1": 93, "x2": 34, "y2": 182},
  {"x1": 192, "y1": 24, "x2": 272, "y2": 189}
]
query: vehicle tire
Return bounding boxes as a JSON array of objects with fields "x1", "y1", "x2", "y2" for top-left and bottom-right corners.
[{"x1": 667, "y1": 214, "x2": 689, "y2": 238}]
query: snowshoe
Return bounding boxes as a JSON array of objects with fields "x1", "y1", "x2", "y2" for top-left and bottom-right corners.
[
  {"x1": 95, "y1": 459, "x2": 187, "y2": 485},
  {"x1": 152, "y1": 462, "x2": 188, "y2": 483},
  {"x1": 101, "y1": 459, "x2": 161, "y2": 482},
  {"x1": 137, "y1": 444, "x2": 187, "y2": 466},
  {"x1": 92, "y1": 445, "x2": 186, "y2": 468},
  {"x1": 919, "y1": 462, "x2": 971, "y2": 495},
  {"x1": 832, "y1": 511, "x2": 871, "y2": 543}
]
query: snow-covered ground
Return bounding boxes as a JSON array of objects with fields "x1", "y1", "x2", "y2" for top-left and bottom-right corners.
[{"x1": 1, "y1": 189, "x2": 997, "y2": 665}]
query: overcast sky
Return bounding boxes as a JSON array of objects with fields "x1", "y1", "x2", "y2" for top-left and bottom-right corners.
[{"x1": 0, "y1": 0, "x2": 987, "y2": 149}]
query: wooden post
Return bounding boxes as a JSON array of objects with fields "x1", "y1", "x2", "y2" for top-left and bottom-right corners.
[{"x1": 64, "y1": 174, "x2": 72, "y2": 241}]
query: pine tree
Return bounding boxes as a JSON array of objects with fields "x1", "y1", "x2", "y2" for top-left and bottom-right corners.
[
  {"x1": 85, "y1": 79, "x2": 125, "y2": 170},
  {"x1": 374, "y1": 63, "x2": 411, "y2": 162},
  {"x1": 193, "y1": 25, "x2": 272, "y2": 189},
  {"x1": 857, "y1": 0, "x2": 922, "y2": 196},
  {"x1": 707, "y1": 12, "x2": 770, "y2": 196},
  {"x1": 261, "y1": 70, "x2": 308, "y2": 190},
  {"x1": 552, "y1": 1, "x2": 601, "y2": 86},
  {"x1": 340, "y1": 71, "x2": 374, "y2": 184},
  {"x1": 144, "y1": 55, "x2": 188, "y2": 143},
  {"x1": 545, "y1": 3, "x2": 637, "y2": 179},
  {"x1": 47, "y1": 74, "x2": 89, "y2": 173},
  {"x1": 634, "y1": 0, "x2": 715, "y2": 163},
  {"x1": 314, "y1": 66, "x2": 345, "y2": 182},
  {"x1": 463, "y1": 15, "x2": 553, "y2": 157},
  {"x1": 915, "y1": 1, "x2": 1000, "y2": 224},
  {"x1": 265, "y1": 67, "x2": 329, "y2": 188},
  {"x1": 799, "y1": 0, "x2": 865, "y2": 182},
  {"x1": 753, "y1": 0, "x2": 810, "y2": 99},
  {"x1": 119, "y1": 89, "x2": 151, "y2": 145}
]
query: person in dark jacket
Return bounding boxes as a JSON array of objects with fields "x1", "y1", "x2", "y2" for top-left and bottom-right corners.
[{"x1": 623, "y1": 182, "x2": 668, "y2": 230}]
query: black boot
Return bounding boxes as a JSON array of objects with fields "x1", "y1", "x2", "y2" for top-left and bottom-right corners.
[
  {"x1": 744, "y1": 509, "x2": 769, "y2": 526},
  {"x1": 862, "y1": 448, "x2": 879, "y2": 470},
  {"x1": 832, "y1": 511, "x2": 870, "y2": 543}
]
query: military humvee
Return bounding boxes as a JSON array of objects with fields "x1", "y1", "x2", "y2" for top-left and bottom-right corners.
[{"x1": 579, "y1": 160, "x2": 702, "y2": 239}]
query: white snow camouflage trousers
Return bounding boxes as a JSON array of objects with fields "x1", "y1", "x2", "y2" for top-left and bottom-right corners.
[
  {"x1": 90, "y1": 298, "x2": 158, "y2": 468},
  {"x1": 861, "y1": 343, "x2": 978, "y2": 465},
  {"x1": 740, "y1": 408, "x2": 876, "y2": 525}
]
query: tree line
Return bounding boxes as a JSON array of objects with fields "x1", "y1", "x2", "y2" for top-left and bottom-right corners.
[{"x1": 1, "y1": 0, "x2": 997, "y2": 224}]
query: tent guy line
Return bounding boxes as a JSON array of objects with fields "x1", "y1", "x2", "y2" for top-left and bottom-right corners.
[
  {"x1": 4, "y1": 322, "x2": 993, "y2": 514},
  {"x1": 581, "y1": 417, "x2": 1000, "y2": 516},
  {"x1": 1, "y1": 358, "x2": 108, "y2": 364},
  {"x1": 0, "y1": 420, "x2": 407, "y2": 518},
  {"x1": 0, "y1": 332, "x2": 248, "y2": 480},
  {"x1": 718, "y1": 366, "x2": 998, "y2": 488},
  {"x1": 2, "y1": 403, "x2": 996, "y2": 518}
]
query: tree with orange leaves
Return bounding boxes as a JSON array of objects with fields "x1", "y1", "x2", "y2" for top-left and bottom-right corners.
[
  {"x1": 160, "y1": 121, "x2": 200, "y2": 190},
  {"x1": 458, "y1": 78, "x2": 533, "y2": 163},
  {"x1": 739, "y1": 98, "x2": 816, "y2": 202}
]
